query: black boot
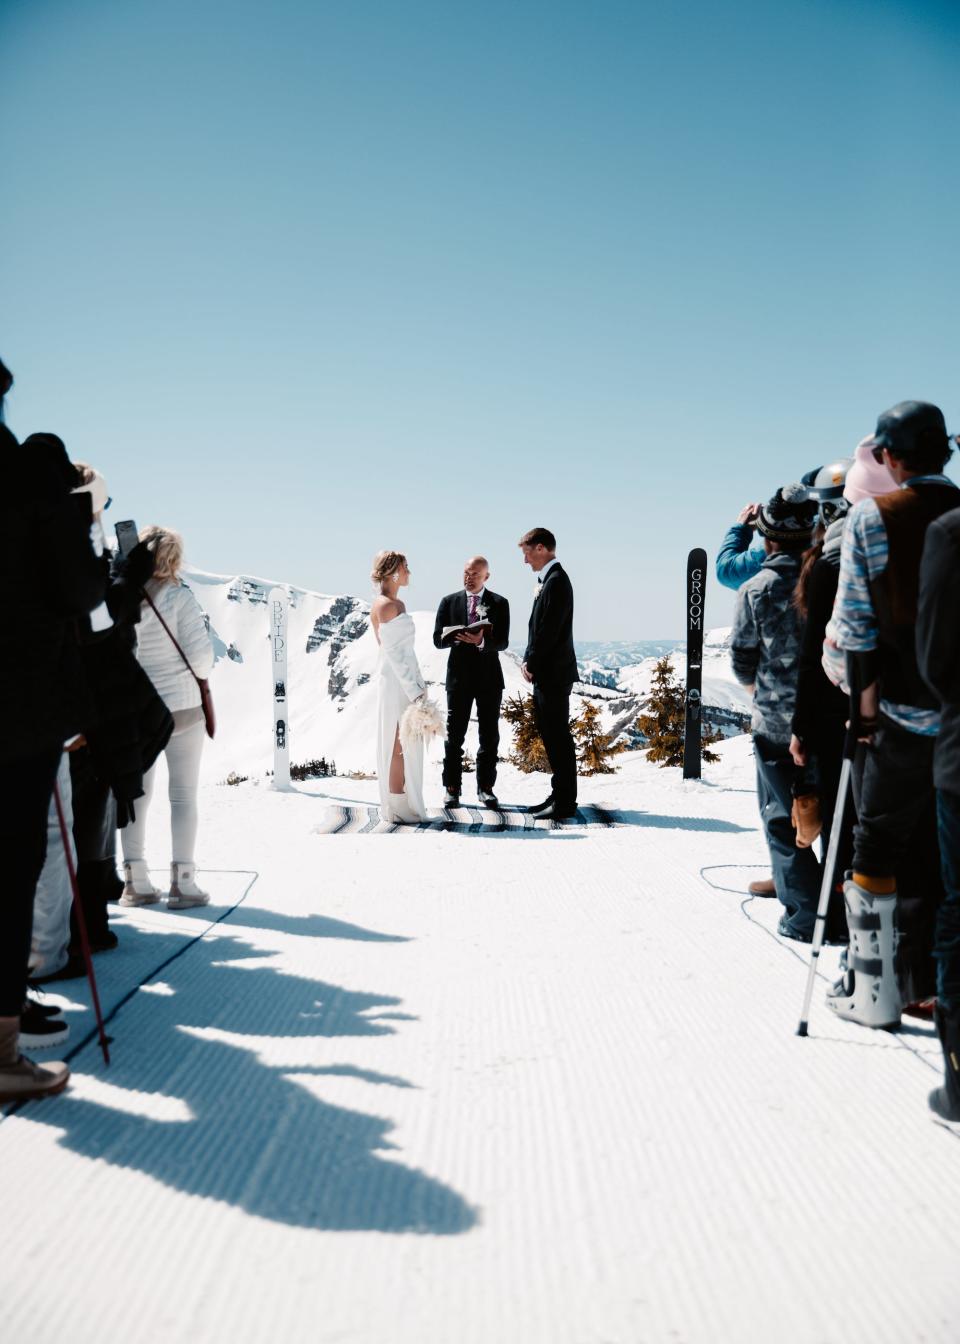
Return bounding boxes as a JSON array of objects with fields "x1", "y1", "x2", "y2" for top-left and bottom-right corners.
[{"x1": 929, "y1": 1004, "x2": 960, "y2": 1122}]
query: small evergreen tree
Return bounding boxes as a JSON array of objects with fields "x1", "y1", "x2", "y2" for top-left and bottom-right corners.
[
  {"x1": 635, "y1": 656, "x2": 721, "y2": 767},
  {"x1": 503, "y1": 694, "x2": 551, "y2": 773},
  {"x1": 572, "y1": 700, "x2": 626, "y2": 775}
]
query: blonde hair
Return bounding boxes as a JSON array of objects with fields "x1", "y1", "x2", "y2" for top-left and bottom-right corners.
[
  {"x1": 140, "y1": 525, "x2": 185, "y2": 584},
  {"x1": 370, "y1": 550, "x2": 407, "y2": 587}
]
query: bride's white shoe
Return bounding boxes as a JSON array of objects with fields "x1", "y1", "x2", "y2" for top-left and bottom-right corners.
[{"x1": 386, "y1": 792, "x2": 425, "y2": 825}]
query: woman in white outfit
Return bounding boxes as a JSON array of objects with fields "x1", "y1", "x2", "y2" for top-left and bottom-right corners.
[
  {"x1": 120, "y1": 527, "x2": 215, "y2": 908},
  {"x1": 370, "y1": 551, "x2": 429, "y2": 824}
]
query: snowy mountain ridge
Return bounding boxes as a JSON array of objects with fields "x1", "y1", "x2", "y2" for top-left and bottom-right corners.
[{"x1": 181, "y1": 568, "x2": 750, "y2": 779}]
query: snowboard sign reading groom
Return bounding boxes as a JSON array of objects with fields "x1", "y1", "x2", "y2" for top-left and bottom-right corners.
[{"x1": 520, "y1": 527, "x2": 579, "y2": 821}]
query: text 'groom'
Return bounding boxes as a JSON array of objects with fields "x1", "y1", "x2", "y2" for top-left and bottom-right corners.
[{"x1": 433, "y1": 556, "x2": 510, "y2": 807}]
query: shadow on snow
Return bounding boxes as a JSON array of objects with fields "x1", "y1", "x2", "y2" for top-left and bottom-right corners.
[{"x1": 20, "y1": 922, "x2": 477, "y2": 1236}]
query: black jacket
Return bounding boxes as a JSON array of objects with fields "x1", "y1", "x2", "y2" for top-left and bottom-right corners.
[
  {"x1": 524, "y1": 562, "x2": 578, "y2": 689},
  {"x1": 433, "y1": 589, "x2": 509, "y2": 691},
  {"x1": 0, "y1": 425, "x2": 106, "y2": 764},
  {"x1": 791, "y1": 544, "x2": 847, "y2": 746},
  {"x1": 918, "y1": 505, "x2": 960, "y2": 796},
  {"x1": 75, "y1": 546, "x2": 174, "y2": 824}
]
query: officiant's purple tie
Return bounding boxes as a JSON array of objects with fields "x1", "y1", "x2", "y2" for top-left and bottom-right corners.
[{"x1": 469, "y1": 594, "x2": 478, "y2": 623}]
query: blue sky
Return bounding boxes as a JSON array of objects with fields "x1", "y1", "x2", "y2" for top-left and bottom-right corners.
[{"x1": 3, "y1": 0, "x2": 958, "y2": 639}]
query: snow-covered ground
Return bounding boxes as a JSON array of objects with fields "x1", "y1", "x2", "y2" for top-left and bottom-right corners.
[{"x1": 3, "y1": 738, "x2": 958, "y2": 1344}]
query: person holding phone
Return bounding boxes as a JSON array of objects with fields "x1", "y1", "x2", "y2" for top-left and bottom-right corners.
[
  {"x1": 716, "y1": 501, "x2": 767, "y2": 592},
  {"x1": 120, "y1": 526, "x2": 215, "y2": 908}
]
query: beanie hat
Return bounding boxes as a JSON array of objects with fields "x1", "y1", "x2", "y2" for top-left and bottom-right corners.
[
  {"x1": 756, "y1": 483, "x2": 818, "y2": 546},
  {"x1": 864, "y1": 400, "x2": 952, "y2": 467},
  {"x1": 843, "y1": 436, "x2": 897, "y2": 505}
]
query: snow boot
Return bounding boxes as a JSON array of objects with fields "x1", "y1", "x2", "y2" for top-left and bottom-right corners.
[
  {"x1": 167, "y1": 863, "x2": 210, "y2": 910},
  {"x1": 748, "y1": 877, "x2": 776, "y2": 897},
  {"x1": 825, "y1": 878, "x2": 901, "y2": 1029},
  {"x1": 929, "y1": 1004, "x2": 960, "y2": 1122},
  {"x1": 0, "y1": 1018, "x2": 70, "y2": 1104},
  {"x1": 385, "y1": 793, "x2": 424, "y2": 825},
  {"x1": 120, "y1": 860, "x2": 161, "y2": 907}
]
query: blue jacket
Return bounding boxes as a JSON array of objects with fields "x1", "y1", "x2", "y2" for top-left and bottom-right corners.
[{"x1": 716, "y1": 523, "x2": 765, "y2": 591}]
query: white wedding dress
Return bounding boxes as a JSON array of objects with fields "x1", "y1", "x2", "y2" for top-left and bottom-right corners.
[{"x1": 377, "y1": 613, "x2": 428, "y2": 822}]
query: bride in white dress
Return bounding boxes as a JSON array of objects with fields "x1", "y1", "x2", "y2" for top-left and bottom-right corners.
[{"x1": 370, "y1": 550, "x2": 429, "y2": 824}]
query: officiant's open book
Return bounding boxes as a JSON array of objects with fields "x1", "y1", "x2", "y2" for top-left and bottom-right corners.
[{"x1": 440, "y1": 620, "x2": 494, "y2": 642}]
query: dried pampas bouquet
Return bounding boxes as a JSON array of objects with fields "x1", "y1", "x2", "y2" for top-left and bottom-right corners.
[{"x1": 400, "y1": 696, "x2": 445, "y2": 752}]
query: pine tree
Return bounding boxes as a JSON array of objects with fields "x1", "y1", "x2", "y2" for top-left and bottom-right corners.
[
  {"x1": 502, "y1": 694, "x2": 551, "y2": 773},
  {"x1": 635, "y1": 656, "x2": 721, "y2": 767},
  {"x1": 572, "y1": 700, "x2": 625, "y2": 775}
]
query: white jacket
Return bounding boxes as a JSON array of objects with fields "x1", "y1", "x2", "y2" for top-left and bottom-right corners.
[{"x1": 137, "y1": 580, "x2": 215, "y2": 713}]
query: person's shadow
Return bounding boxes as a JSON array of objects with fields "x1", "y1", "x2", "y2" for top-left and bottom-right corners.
[{"x1": 26, "y1": 925, "x2": 477, "y2": 1235}]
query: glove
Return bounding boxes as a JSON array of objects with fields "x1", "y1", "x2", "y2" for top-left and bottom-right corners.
[{"x1": 113, "y1": 541, "x2": 155, "y2": 589}]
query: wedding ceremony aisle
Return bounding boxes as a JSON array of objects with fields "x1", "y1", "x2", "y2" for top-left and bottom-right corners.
[{"x1": 3, "y1": 737, "x2": 958, "y2": 1344}]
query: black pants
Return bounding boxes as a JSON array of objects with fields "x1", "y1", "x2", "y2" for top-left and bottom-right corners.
[
  {"x1": 0, "y1": 748, "x2": 61, "y2": 1016},
  {"x1": 533, "y1": 684, "x2": 577, "y2": 809},
  {"x1": 936, "y1": 790, "x2": 960, "y2": 1014},
  {"x1": 854, "y1": 715, "x2": 943, "y2": 999},
  {"x1": 442, "y1": 686, "x2": 502, "y2": 794},
  {"x1": 69, "y1": 745, "x2": 119, "y2": 944},
  {"x1": 808, "y1": 720, "x2": 857, "y2": 936}
]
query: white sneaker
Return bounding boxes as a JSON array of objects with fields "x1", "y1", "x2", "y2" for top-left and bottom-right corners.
[
  {"x1": 167, "y1": 863, "x2": 211, "y2": 909},
  {"x1": 120, "y1": 860, "x2": 161, "y2": 907}
]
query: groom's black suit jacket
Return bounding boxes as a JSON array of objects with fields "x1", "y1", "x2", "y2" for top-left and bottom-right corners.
[
  {"x1": 433, "y1": 589, "x2": 510, "y2": 692},
  {"x1": 524, "y1": 563, "x2": 579, "y2": 689}
]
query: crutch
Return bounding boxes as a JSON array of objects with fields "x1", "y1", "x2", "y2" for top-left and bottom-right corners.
[
  {"x1": 796, "y1": 670, "x2": 859, "y2": 1037},
  {"x1": 52, "y1": 782, "x2": 111, "y2": 1065}
]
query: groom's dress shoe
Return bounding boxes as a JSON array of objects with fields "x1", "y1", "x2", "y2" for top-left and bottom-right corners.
[
  {"x1": 531, "y1": 801, "x2": 577, "y2": 822},
  {"x1": 478, "y1": 791, "x2": 499, "y2": 808},
  {"x1": 443, "y1": 790, "x2": 460, "y2": 807},
  {"x1": 526, "y1": 797, "x2": 553, "y2": 814}
]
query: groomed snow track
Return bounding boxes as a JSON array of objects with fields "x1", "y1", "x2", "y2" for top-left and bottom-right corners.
[{"x1": 2, "y1": 740, "x2": 958, "y2": 1344}]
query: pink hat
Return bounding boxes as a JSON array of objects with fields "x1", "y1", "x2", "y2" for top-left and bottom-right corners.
[{"x1": 843, "y1": 436, "x2": 897, "y2": 505}]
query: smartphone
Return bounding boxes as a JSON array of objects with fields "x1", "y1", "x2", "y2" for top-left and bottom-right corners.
[{"x1": 115, "y1": 519, "x2": 139, "y2": 556}]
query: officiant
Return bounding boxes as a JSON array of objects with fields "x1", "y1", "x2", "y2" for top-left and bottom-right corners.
[{"x1": 433, "y1": 556, "x2": 510, "y2": 808}]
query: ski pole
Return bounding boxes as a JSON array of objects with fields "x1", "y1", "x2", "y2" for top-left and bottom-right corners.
[
  {"x1": 53, "y1": 782, "x2": 111, "y2": 1066},
  {"x1": 796, "y1": 663, "x2": 859, "y2": 1038}
]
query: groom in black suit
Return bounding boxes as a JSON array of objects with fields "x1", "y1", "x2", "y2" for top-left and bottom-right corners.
[
  {"x1": 433, "y1": 556, "x2": 510, "y2": 807},
  {"x1": 520, "y1": 527, "x2": 579, "y2": 821}
]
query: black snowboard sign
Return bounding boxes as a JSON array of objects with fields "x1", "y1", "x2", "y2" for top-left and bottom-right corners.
[{"x1": 683, "y1": 548, "x2": 707, "y2": 780}]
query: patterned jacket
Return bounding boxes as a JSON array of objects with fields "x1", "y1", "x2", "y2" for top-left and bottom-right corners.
[{"x1": 730, "y1": 551, "x2": 803, "y2": 744}]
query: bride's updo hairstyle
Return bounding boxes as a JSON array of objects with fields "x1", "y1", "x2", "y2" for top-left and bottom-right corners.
[{"x1": 371, "y1": 550, "x2": 407, "y2": 589}]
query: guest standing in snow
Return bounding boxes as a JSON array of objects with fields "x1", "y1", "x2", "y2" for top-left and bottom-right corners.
[
  {"x1": 0, "y1": 359, "x2": 106, "y2": 1104},
  {"x1": 730, "y1": 486, "x2": 821, "y2": 941},
  {"x1": 917, "y1": 502, "x2": 960, "y2": 1121},
  {"x1": 788, "y1": 447, "x2": 896, "y2": 938},
  {"x1": 716, "y1": 501, "x2": 767, "y2": 591},
  {"x1": 823, "y1": 402, "x2": 959, "y2": 1028},
  {"x1": 120, "y1": 526, "x2": 215, "y2": 908}
]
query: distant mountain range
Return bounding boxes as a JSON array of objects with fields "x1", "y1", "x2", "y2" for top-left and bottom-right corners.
[{"x1": 182, "y1": 569, "x2": 750, "y2": 780}]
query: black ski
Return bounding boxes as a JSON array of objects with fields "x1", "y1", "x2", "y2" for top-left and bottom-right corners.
[{"x1": 683, "y1": 548, "x2": 707, "y2": 780}]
